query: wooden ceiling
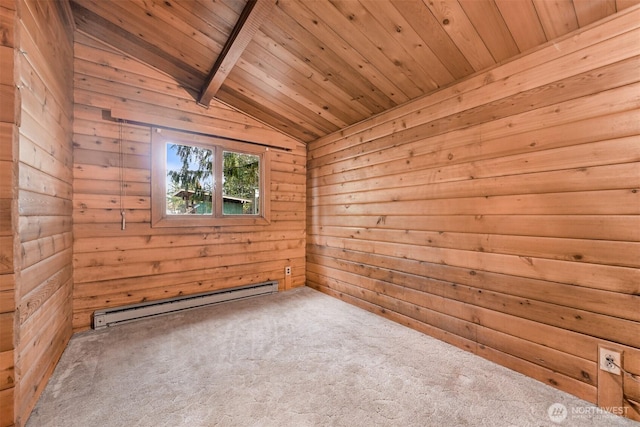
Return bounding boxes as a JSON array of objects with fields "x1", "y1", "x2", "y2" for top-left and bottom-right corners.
[{"x1": 69, "y1": 0, "x2": 638, "y2": 143}]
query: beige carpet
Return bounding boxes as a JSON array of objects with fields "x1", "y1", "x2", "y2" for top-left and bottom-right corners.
[{"x1": 27, "y1": 287, "x2": 636, "y2": 426}]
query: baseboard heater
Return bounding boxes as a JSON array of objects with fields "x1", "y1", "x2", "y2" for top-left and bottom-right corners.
[{"x1": 93, "y1": 281, "x2": 279, "y2": 329}]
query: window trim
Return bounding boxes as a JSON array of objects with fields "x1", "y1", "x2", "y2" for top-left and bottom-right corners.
[{"x1": 151, "y1": 128, "x2": 271, "y2": 228}]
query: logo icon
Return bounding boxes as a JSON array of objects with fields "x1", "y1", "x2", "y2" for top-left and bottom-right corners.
[{"x1": 548, "y1": 403, "x2": 568, "y2": 423}]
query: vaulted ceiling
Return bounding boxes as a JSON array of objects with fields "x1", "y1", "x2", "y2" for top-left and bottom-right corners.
[{"x1": 69, "y1": 0, "x2": 638, "y2": 143}]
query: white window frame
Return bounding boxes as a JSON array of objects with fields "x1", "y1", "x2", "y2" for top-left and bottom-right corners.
[{"x1": 151, "y1": 128, "x2": 271, "y2": 228}]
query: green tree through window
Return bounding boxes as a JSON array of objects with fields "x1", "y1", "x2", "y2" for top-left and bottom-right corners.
[
  {"x1": 151, "y1": 128, "x2": 270, "y2": 227},
  {"x1": 166, "y1": 144, "x2": 213, "y2": 215},
  {"x1": 223, "y1": 151, "x2": 260, "y2": 214},
  {"x1": 166, "y1": 144, "x2": 260, "y2": 216}
]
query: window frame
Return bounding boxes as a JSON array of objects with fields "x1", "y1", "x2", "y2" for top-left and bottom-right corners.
[{"x1": 151, "y1": 128, "x2": 271, "y2": 228}]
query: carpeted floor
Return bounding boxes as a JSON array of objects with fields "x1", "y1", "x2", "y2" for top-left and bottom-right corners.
[{"x1": 27, "y1": 287, "x2": 636, "y2": 427}]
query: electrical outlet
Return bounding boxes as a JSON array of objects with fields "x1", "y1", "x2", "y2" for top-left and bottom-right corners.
[
  {"x1": 599, "y1": 347, "x2": 621, "y2": 375},
  {"x1": 285, "y1": 266, "x2": 291, "y2": 276}
]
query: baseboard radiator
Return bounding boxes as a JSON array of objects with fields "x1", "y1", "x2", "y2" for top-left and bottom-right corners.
[{"x1": 93, "y1": 281, "x2": 279, "y2": 329}]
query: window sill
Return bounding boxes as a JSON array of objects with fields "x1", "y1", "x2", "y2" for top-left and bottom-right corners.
[{"x1": 151, "y1": 214, "x2": 271, "y2": 228}]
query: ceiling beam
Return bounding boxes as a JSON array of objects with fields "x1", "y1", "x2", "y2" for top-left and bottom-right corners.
[{"x1": 198, "y1": 0, "x2": 276, "y2": 107}]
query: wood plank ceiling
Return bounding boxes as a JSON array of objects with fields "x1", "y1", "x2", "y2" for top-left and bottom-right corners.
[{"x1": 69, "y1": 0, "x2": 639, "y2": 143}]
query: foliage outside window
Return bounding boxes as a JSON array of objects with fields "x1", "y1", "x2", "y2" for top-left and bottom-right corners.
[
  {"x1": 151, "y1": 128, "x2": 270, "y2": 227},
  {"x1": 166, "y1": 144, "x2": 214, "y2": 215},
  {"x1": 222, "y1": 151, "x2": 261, "y2": 215}
]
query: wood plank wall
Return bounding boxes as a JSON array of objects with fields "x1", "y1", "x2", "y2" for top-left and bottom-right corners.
[
  {"x1": 307, "y1": 7, "x2": 640, "y2": 420},
  {"x1": 11, "y1": 0, "x2": 75, "y2": 426},
  {"x1": 72, "y1": 31, "x2": 306, "y2": 331},
  {"x1": 0, "y1": 0, "x2": 17, "y2": 424}
]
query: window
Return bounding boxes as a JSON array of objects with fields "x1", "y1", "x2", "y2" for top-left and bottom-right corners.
[{"x1": 151, "y1": 128, "x2": 270, "y2": 227}]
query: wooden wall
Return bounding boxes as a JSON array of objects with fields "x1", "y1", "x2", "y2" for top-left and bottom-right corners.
[
  {"x1": 6, "y1": 0, "x2": 74, "y2": 426},
  {"x1": 0, "y1": 0, "x2": 17, "y2": 424},
  {"x1": 72, "y1": 32, "x2": 306, "y2": 331},
  {"x1": 307, "y1": 7, "x2": 640, "y2": 419}
]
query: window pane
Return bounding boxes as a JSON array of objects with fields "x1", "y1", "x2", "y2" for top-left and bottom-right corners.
[
  {"x1": 166, "y1": 143, "x2": 213, "y2": 215},
  {"x1": 223, "y1": 151, "x2": 260, "y2": 215}
]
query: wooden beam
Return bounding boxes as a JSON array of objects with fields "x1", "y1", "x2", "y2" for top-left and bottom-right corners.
[{"x1": 198, "y1": 0, "x2": 276, "y2": 106}]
